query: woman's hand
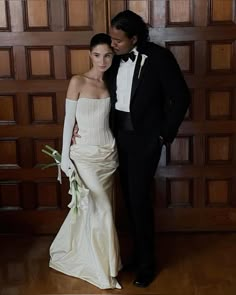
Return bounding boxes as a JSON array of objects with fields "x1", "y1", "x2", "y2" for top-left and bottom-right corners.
[{"x1": 72, "y1": 123, "x2": 81, "y2": 144}]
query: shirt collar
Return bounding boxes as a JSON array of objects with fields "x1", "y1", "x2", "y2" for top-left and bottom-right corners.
[{"x1": 131, "y1": 47, "x2": 138, "y2": 56}]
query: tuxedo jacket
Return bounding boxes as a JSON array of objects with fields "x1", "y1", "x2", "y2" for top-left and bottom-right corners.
[{"x1": 107, "y1": 42, "x2": 191, "y2": 143}]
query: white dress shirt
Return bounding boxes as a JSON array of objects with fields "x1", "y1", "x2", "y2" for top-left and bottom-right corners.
[{"x1": 115, "y1": 48, "x2": 138, "y2": 112}]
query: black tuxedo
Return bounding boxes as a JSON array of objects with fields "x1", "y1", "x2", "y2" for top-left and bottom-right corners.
[
  {"x1": 108, "y1": 42, "x2": 190, "y2": 142},
  {"x1": 107, "y1": 42, "x2": 190, "y2": 270}
]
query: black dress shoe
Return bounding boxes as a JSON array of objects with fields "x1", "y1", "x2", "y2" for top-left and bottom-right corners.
[{"x1": 133, "y1": 269, "x2": 156, "y2": 288}]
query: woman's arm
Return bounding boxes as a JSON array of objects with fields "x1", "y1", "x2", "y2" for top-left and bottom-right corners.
[{"x1": 61, "y1": 76, "x2": 82, "y2": 176}]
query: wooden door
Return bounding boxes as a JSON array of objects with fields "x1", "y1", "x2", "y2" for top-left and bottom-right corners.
[
  {"x1": 109, "y1": 0, "x2": 236, "y2": 232},
  {"x1": 1, "y1": 0, "x2": 236, "y2": 234},
  {"x1": 0, "y1": 0, "x2": 108, "y2": 233}
]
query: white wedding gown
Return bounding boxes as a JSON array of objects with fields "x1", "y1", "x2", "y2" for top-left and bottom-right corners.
[{"x1": 49, "y1": 97, "x2": 122, "y2": 289}]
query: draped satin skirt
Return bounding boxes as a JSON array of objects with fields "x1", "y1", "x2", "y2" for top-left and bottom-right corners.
[{"x1": 49, "y1": 140, "x2": 122, "y2": 289}]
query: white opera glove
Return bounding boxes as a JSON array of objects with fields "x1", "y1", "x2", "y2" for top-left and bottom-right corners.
[{"x1": 61, "y1": 99, "x2": 77, "y2": 177}]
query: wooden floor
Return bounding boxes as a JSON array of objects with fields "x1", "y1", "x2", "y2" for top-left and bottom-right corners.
[{"x1": 1, "y1": 232, "x2": 236, "y2": 295}]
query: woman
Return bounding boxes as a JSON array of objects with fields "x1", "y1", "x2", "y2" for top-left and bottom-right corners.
[{"x1": 49, "y1": 33, "x2": 122, "y2": 289}]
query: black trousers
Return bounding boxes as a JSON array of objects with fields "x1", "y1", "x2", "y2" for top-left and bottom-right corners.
[{"x1": 116, "y1": 128, "x2": 163, "y2": 271}]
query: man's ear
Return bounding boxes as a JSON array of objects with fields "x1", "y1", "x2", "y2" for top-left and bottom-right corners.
[{"x1": 131, "y1": 35, "x2": 138, "y2": 46}]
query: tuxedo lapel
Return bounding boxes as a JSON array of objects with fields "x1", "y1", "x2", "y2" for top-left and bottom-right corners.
[{"x1": 130, "y1": 53, "x2": 148, "y2": 101}]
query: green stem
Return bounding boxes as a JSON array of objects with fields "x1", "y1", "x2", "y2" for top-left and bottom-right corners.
[
  {"x1": 42, "y1": 149, "x2": 53, "y2": 157},
  {"x1": 45, "y1": 145, "x2": 55, "y2": 152}
]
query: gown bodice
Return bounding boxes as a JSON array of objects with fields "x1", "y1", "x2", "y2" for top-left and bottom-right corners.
[{"x1": 75, "y1": 97, "x2": 114, "y2": 146}]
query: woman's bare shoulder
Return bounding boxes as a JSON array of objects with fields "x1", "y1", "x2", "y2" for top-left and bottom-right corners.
[
  {"x1": 69, "y1": 75, "x2": 86, "y2": 88},
  {"x1": 66, "y1": 75, "x2": 85, "y2": 100}
]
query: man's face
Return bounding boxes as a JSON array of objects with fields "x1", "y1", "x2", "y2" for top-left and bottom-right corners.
[{"x1": 110, "y1": 27, "x2": 137, "y2": 55}]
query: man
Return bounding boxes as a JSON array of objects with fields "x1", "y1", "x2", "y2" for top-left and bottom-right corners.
[{"x1": 107, "y1": 10, "x2": 190, "y2": 287}]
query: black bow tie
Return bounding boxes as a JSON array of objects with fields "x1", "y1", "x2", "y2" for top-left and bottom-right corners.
[{"x1": 121, "y1": 51, "x2": 136, "y2": 62}]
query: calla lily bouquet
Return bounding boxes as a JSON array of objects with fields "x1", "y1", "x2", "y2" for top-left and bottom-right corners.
[
  {"x1": 41, "y1": 145, "x2": 62, "y2": 183},
  {"x1": 41, "y1": 145, "x2": 89, "y2": 222}
]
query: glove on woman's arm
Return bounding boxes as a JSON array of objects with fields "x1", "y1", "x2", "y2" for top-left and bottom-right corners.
[{"x1": 61, "y1": 99, "x2": 77, "y2": 176}]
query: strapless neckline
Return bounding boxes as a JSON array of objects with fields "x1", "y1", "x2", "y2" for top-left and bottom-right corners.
[{"x1": 79, "y1": 97, "x2": 110, "y2": 101}]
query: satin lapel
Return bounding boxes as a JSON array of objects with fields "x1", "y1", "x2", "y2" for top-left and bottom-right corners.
[{"x1": 130, "y1": 53, "x2": 148, "y2": 101}]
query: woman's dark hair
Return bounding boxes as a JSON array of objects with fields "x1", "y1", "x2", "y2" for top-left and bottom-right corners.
[
  {"x1": 89, "y1": 33, "x2": 112, "y2": 50},
  {"x1": 111, "y1": 10, "x2": 149, "y2": 49}
]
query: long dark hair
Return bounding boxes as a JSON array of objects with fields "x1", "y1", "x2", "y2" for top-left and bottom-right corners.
[
  {"x1": 111, "y1": 10, "x2": 149, "y2": 49},
  {"x1": 89, "y1": 33, "x2": 112, "y2": 51}
]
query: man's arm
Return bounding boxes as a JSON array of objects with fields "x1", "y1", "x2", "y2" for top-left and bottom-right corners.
[{"x1": 158, "y1": 49, "x2": 191, "y2": 143}]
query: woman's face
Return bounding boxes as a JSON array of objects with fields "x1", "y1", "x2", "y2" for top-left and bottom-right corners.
[{"x1": 90, "y1": 44, "x2": 114, "y2": 72}]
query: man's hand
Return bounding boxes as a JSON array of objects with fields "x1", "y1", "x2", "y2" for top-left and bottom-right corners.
[{"x1": 72, "y1": 123, "x2": 80, "y2": 144}]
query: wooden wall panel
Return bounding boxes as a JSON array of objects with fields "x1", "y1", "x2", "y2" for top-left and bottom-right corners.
[
  {"x1": 109, "y1": 0, "x2": 126, "y2": 20},
  {"x1": 206, "y1": 179, "x2": 231, "y2": 206},
  {"x1": 29, "y1": 94, "x2": 57, "y2": 124},
  {"x1": 36, "y1": 181, "x2": 60, "y2": 209},
  {"x1": 0, "y1": 95, "x2": 16, "y2": 124},
  {"x1": 66, "y1": 0, "x2": 91, "y2": 29},
  {"x1": 167, "y1": 0, "x2": 192, "y2": 25},
  {"x1": 0, "y1": 182, "x2": 21, "y2": 209},
  {"x1": 0, "y1": 139, "x2": 19, "y2": 167},
  {"x1": 26, "y1": 47, "x2": 54, "y2": 79},
  {"x1": 167, "y1": 42, "x2": 194, "y2": 73},
  {"x1": 207, "y1": 90, "x2": 233, "y2": 120},
  {"x1": 168, "y1": 179, "x2": 193, "y2": 208},
  {"x1": 0, "y1": 0, "x2": 9, "y2": 31},
  {"x1": 210, "y1": 0, "x2": 234, "y2": 24},
  {"x1": 67, "y1": 47, "x2": 90, "y2": 76},
  {"x1": 207, "y1": 136, "x2": 232, "y2": 163},
  {"x1": 209, "y1": 42, "x2": 233, "y2": 72},
  {"x1": 0, "y1": 48, "x2": 14, "y2": 78},
  {"x1": 23, "y1": 0, "x2": 50, "y2": 30},
  {"x1": 128, "y1": 0, "x2": 150, "y2": 23},
  {"x1": 0, "y1": 0, "x2": 108, "y2": 233},
  {"x1": 168, "y1": 136, "x2": 193, "y2": 165}
]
